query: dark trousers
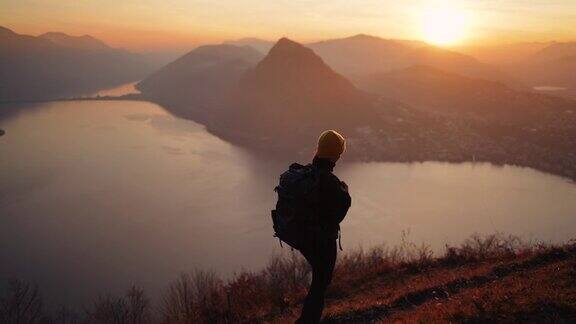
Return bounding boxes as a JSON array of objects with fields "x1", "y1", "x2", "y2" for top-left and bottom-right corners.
[{"x1": 296, "y1": 238, "x2": 337, "y2": 324}]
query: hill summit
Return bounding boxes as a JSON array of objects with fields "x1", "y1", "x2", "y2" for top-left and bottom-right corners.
[
  {"x1": 240, "y1": 37, "x2": 364, "y2": 106},
  {"x1": 217, "y1": 38, "x2": 376, "y2": 150},
  {"x1": 136, "y1": 44, "x2": 263, "y2": 121}
]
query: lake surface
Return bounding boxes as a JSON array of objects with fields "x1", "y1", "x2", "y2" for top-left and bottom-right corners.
[
  {"x1": 1, "y1": 100, "x2": 576, "y2": 307},
  {"x1": 533, "y1": 85, "x2": 568, "y2": 91},
  {"x1": 86, "y1": 81, "x2": 141, "y2": 97}
]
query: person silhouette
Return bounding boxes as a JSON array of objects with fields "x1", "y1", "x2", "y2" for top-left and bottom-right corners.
[{"x1": 295, "y1": 130, "x2": 351, "y2": 323}]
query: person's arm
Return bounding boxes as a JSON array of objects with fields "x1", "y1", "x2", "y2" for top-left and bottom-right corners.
[
  {"x1": 334, "y1": 180, "x2": 351, "y2": 224},
  {"x1": 318, "y1": 174, "x2": 351, "y2": 225}
]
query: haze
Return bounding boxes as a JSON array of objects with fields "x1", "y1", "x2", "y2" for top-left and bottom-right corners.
[
  {"x1": 2, "y1": 0, "x2": 576, "y2": 52},
  {"x1": 2, "y1": 0, "x2": 576, "y2": 321}
]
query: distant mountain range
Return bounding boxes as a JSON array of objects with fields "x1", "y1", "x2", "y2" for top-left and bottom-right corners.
[
  {"x1": 221, "y1": 36, "x2": 576, "y2": 100},
  {"x1": 140, "y1": 37, "x2": 480, "y2": 158},
  {"x1": 308, "y1": 35, "x2": 517, "y2": 87},
  {"x1": 509, "y1": 42, "x2": 576, "y2": 99},
  {"x1": 223, "y1": 38, "x2": 274, "y2": 54},
  {"x1": 4, "y1": 26, "x2": 575, "y2": 178},
  {"x1": 458, "y1": 42, "x2": 553, "y2": 65},
  {"x1": 216, "y1": 35, "x2": 517, "y2": 88},
  {"x1": 138, "y1": 37, "x2": 576, "y2": 180},
  {"x1": 460, "y1": 41, "x2": 576, "y2": 100},
  {"x1": 532, "y1": 42, "x2": 576, "y2": 62},
  {"x1": 38, "y1": 32, "x2": 110, "y2": 51},
  {"x1": 0, "y1": 26, "x2": 156, "y2": 101},
  {"x1": 358, "y1": 65, "x2": 574, "y2": 123}
]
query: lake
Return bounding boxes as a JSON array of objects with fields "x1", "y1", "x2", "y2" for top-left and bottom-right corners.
[
  {"x1": 533, "y1": 85, "x2": 567, "y2": 91},
  {"x1": 1, "y1": 100, "x2": 576, "y2": 307},
  {"x1": 88, "y1": 82, "x2": 141, "y2": 97}
]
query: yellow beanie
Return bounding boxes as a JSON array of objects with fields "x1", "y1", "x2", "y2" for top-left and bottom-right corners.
[{"x1": 316, "y1": 130, "x2": 346, "y2": 160}]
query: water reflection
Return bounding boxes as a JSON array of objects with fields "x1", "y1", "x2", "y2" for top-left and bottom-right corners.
[
  {"x1": 533, "y1": 85, "x2": 567, "y2": 91},
  {"x1": 88, "y1": 82, "x2": 141, "y2": 97}
]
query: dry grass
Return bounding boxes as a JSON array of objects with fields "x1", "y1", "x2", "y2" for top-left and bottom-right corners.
[{"x1": 1, "y1": 234, "x2": 574, "y2": 323}]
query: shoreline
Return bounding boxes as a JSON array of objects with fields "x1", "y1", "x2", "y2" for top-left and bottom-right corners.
[{"x1": 2, "y1": 95, "x2": 575, "y2": 183}]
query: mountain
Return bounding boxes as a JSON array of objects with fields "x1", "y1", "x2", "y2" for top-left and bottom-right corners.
[
  {"x1": 457, "y1": 42, "x2": 552, "y2": 65},
  {"x1": 307, "y1": 34, "x2": 515, "y2": 87},
  {"x1": 39, "y1": 32, "x2": 109, "y2": 51},
  {"x1": 359, "y1": 63, "x2": 576, "y2": 178},
  {"x1": 137, "y1": 37, "x2": 433, "y2": 156},
  {"x1": 307, "y1": 34, "x2": 423, "y2": 77},
  {"x1": 532, "y1": 42, "x2": 576, "y2": 62},
  {"x1": 502, "y1": 42, "x2": 576, "y2": 100},
  {"x1": 210, "y1": 38, "x2": 470, "y2": 159},
  {"x1": 136, "y1": 44, "x2": 264, "y2": 121},
  {"x1": 0, "y1": 26, "x2": 154, "y2": 101},
  {"x1": 215, "y1": 38, "x2": 380, "y2": 151},
  {"x1": 139, "y1": 50, "x2": 184, "y2": 70},
  {"x1": 139, "y1": 37, "x2": 576, "y2": 180},
  {"x1": 358, "y1": 65, "x2": 575, "y2": 122},
  {"x1": 223, "y1": 38, "x2": 274, "y2": 54}
]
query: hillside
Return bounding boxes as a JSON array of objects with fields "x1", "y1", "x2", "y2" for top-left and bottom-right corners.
[
  {"x1": 276, "y1": 239, "x2": 576, "y2": 323},
  {"x1": 38, "y1": 32, "x2": 109, "y2": 51},
  {"x1": 216, "y1": 37, "x2": 377, "y2": 151},
  {"x1": 532, "y1": 42, "x2": 576, "y2": 62},
  {"x1": 137, "y1": 44, "x2": 263, "y2": 122},
  {"x1": 307, "y1": 34, "x2": 515, "y2": 87},
  {"x1": 468, "y1": 41, "x2": 576, "y2": 100},
  {"x1": 5, "y1": 235, "x2": 573, "y2": 322},
  {"x1": 511, "y1": 43, "x2": 576, "y2": 99},
  {"x1": 358, "y1": 65, "x2": 575, "y2": 122},
  {"x1": 223, "y1": 37, "x2": 274, "y2": 54},
  {"x1": 0, "y1": 26, "x2": 154, "y2": 101},
  {"x1": 457, "y1": 41, "x2": 576, "y2": 100},
  {"x1": 457, "y1": 42, "x2": 552, "y2": 65}
]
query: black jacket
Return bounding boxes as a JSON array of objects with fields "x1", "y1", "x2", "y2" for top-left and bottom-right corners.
[{"x1": 312, "y1": 157, "x2": 352, "y2": 239}]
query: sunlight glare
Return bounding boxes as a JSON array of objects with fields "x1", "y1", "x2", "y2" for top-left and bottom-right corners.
[{"x1": 421, "y1": 8, "x2": 467, "y2": 46}]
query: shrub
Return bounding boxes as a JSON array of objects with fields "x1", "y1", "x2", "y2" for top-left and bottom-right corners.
[
  {"x1": 0, "y1": 279, "x2": 45, "y2": 324},
  {"x1": 160, "y1": 270, "x2": 224, "y2": 323},
  {"x1": 441, "y1": 233, "x2": 533, "y2": 265},
  {"x1": 87, "y1": 285, "x2": 151, "y2": 324}
]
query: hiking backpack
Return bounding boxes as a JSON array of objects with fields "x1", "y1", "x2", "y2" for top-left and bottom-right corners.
[{"x1": 271, "y1": 163, "x2": 321, "y2": 250}]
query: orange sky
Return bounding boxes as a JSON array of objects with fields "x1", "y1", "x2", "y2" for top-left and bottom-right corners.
[{"x1": 1, "y1": 0, "x2": 575, "y2": 52}]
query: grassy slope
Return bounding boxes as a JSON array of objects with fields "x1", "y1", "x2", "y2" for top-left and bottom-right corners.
[
  {"x1": 266, "y1": 244, "x2": 576, "y2": 323},
  {"x1": 3, "y1": 235, "x2": 574, "y2": 323}
]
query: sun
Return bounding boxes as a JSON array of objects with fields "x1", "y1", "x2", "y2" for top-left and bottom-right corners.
[{"x1": 421, "y1": 8, "x2": 467, "y2": 46}]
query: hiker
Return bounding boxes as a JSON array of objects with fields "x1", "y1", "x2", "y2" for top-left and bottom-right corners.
[{"x1": 272, "y1": 130, "x2": 352, "y2": 323}]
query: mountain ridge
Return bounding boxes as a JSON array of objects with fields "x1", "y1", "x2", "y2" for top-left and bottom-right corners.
[
  {"x1": 0, "y1": 26, "x2": 154, "y2": 101},
  {"x1": 136, "y1": 36, "x2": 576, "y2": 182},
  {"x1": 136, "y1": 43, "x2": 264, "y2": 121},
  {"x1": 39, "y1": 32, "x2": 110, "y2": 51},
  {"x1": 357, "y1": 64, "x2": 573, "y2": 122},
  {"x1": 216, "y1": 37, "x2": 379, "y2": 148}
]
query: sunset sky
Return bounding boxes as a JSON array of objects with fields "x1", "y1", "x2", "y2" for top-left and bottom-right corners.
[{"x1": 1, "y1": 0, "x2": 575, "y2": 52}]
